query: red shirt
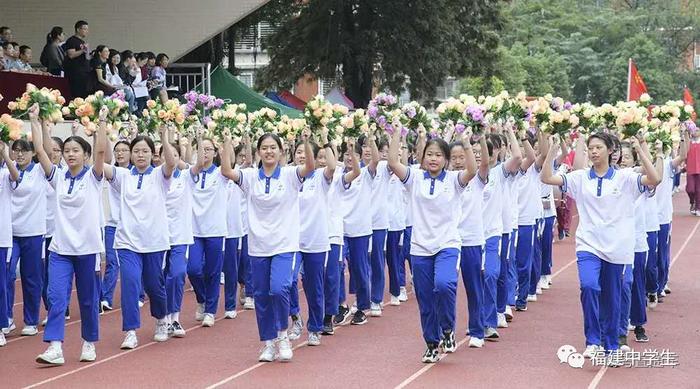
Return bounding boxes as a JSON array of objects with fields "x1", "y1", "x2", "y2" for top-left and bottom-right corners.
[{"x1": 687, "y1": 141, "x2": 700, "y2": 174}]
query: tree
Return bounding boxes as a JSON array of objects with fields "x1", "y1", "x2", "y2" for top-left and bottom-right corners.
[{"x1": 255, "y1": 0, "x2": 503, "y2": 108}]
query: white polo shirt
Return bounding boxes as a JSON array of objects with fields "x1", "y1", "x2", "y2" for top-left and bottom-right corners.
[
  {"x1": 561, "y1": 167, "x2": 646, "y2": 265},
  {"x1": 633, "y1": 195, "x2": 648, "y2": 253},
  {"x1": 459, "y1": 174, "x2": 487, "y2": 247},
  {"x1": 106, "y1": 164, "x2": 131, "y2": 228},
  {"x1": 656, "y1": 158, "x2": 676, "y2": 225},
  {"x1": 11, "y1": 162, "x2": 50, "y2": 237},
  {"x1": 48, "y1": 166, "x2": 105, "y2": 255},
  {"x1": 387, "y1": 171, "x2": 407, "y2": 232},
  {"x1": 370, "y1": 161, "x2": 391, "y2": 230},
  {"x1": 482, "y1": 163, "x2": 509, "y2": 239},
  {"x1": 111, "y1": 166, "x2": 172, "y2": 253},
  {"x1": 226, "y1": 179, "x2": 245, "y2": 239},
  {"x1": 644, "y1": 191, "x2": 660, "y2": 233},
  {"x1": 165, "y1": 168, "x2": 194, "y2": 246},
  {"x1": 299, "y1": 168, "x2": 331, "y2": 253},
  {"x1": 189, "y1": 164, "x2": 229, "y2": 238},
  {"x1": 402, "y1": 167, "x2": 466, "y2": 256},
  {"x1": 45, "y1": 164, "x2": 63, "y2": 237},
  {"x1": 517, "y1": 164, "x2": 542, "y2": 226},
  {"x1": 404, "y1": 163, "x2": 420, "y2": 228},
  {"x1": 237, "y1": 165, "x2": 303, "y2": 257},
  {"x1": 340, "y1": 166, "x2": 374, "y2": 238},
  {"x1": 0, "y1": 167, "x2": 13, "y2": 248},
  {"x1": 503, "y1": 172, "x2": 519, "y2": 231},
  {"x1": 327, "y1": 167, "x2": 345, "y2": 246}
]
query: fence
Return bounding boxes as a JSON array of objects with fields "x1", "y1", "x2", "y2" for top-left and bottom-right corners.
[{"x1": 167, "y1": 63, "x2": 212, "y2": 96}]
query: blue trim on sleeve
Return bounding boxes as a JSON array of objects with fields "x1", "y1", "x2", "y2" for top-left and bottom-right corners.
[
  {"x1": 235, "y1": 170, "x2": 243, "y2": 187},
  {"x1": 296, "y1": 167, "x2": 305, "y2": 184},
  {"x1": 637, "y1": 174, "x2": 647, "y2": 194},
  {"x1": 477, "y1": 172, "x2": 488, "y2": 186},
  {"x1": 400, "y1": 168, "x2": 411, "y2": 184},
  {"x1": 560, "y1": 174, "x2": 568, "y2": 193}
]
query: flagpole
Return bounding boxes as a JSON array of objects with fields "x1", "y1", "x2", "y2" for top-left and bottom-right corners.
[{"x1": 627, "y1": 58, "x2": 632, "y2": 101}]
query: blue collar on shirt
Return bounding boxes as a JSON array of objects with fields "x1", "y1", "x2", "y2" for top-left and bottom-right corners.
[
  {"x1": 423, "y1": 169, "x2": 447, "y2": 182},
  {"x1": 173, "y1": 168, "x2": 181, "y2": 178},
  {"x1": 305, "y1": 169, "x2": 316, "y2": 179},
  {"x1": 360, "y1": 160, "x2": 367, "y2": 168},
  {"x1": 131, "y1": 165, "x2": 154, "y2": 176},
  {"x1": 202, "y1": 164, "x2": 217, "y2": 175},
  {"x1": 588, "y1": 167, "x2": 615, "y2": 180},
  {"x1": 258, "y1": 164, "x2": 281, "y2": 180},
  {"x1": 65, "y1": 166, "x2": 89, "y2": 180},
  {"x1": 17, "y1": 161, "x2": 35, "y2": 172}
]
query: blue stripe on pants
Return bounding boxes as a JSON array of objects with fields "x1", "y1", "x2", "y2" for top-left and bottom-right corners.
[
  {"x1": 289, "y1": 252, "x2": 302, "y2": 316},
  {"x1": 301, "y1": 251, "x2": 326, "y2": 332},
  {"x1": 400, "y1": 227, "x2": 413, "y2": 287},
  {"x1": 370, "y1": 229, "x2": 387, "y2": 304},
  {"x1": 411, "y1": 248, "x2": 459, "y2": 344},
  {"x1": 506, "y1": 229, "x2": 518, "y2": 307},
  {"x1": 44, "y1": 253, "x2": 99, "y2": 342},
  {"x1": 577, "y1": 251, "x2": 623, "y2": 351},
  {"x1": 630, "y1": 252, "x2": 648, "y2": 326},
  {"x1": 8, "y1": 235, "x2": 44, "y2": 325},
  {"x1": 482, "y1": 236, "x2": 501, "y2": 328},
  {"x1": 187, "y1": 237, "x2": 224, "y2": 315},
  {"x1": 324, "y1": 244, "x2": 341, "y2": 316},
  {"x1": 338, "y1": 254, "x2": 347, "y2": 305},
  {"x1": 541, "y1": 216, "x2": 555, "y2": 276},
  {"x1": 657, "y1": 223, "x2": 671, "y2": 294},
  {"x1": 165, "y1": 245, "x2": 188, "y2": 315},
  {"x1": 386, "y1": 230, "x2": 403, "y2": 298},
  {"x1": 0, "y1": 248, "x2": 8, "y2": 328},
  {"x1": 223, "y1": 238, "x2": 240, "y2": 311},
  {"x1": 619, "y1": 264, "x2": 633, "y2": 337},
  {"x1": 345, "y1": 235, "x2": 371, "y2": 310},
  {"x1": 497, "y1": 232, "x2": 510, "y2": 314},
  {"x1": 251, "y1": 253, "x2": 294, "y2": 341},
  {"x1": 460, "y1": 245, "x2": 484, "y2": 339},
  {"x1": 644, "y1": 231, "x2": 659, "y2": 294},
  {"x1": 515, "y1": 225, "x2": 535, "y2": 308},
  {"x1": 529, "y1": 219, "x2": 543, "y2": 295},
  {"x1": 101, "y1": 226, "x2": 119, "y2": 306},
  {"x1": 237, "y1": 235, "x2": 253, "y2": 297},
  {"x1": 117, "y1": 249, "x2": 167, "y2": 331}
]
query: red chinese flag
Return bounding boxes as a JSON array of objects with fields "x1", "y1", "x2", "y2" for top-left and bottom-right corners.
[
  {"x1": 683, "y1": 86, "x2": 697, "y2": 120},
  {"x1": 627, "y1": 59, "x2": 648, "y2": 102}
]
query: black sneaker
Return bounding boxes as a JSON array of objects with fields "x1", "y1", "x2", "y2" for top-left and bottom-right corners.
[
  {"x1": 634, "y1": 326, "x2": 649, "y2": 342},
  {"x1": 664, "y1": 286, "x2": 671, "y2": 294},
  {"x1": 439, "y1": 330, "x2": 456, "y2": 353},
  {"x1": 322, "y1": 315, "x2": 334, "y2": 335},
  {"x1": 515, "y1": 305, "x2": 527, "y2": 312},
  {"x1": 167, "y1": 323, "x2": 174, "y2": 336},
  {"x1": 350, "y1": 310, "x2": 367, "y2": 325},
  {"x1": 421, "y1": 343, "x2": 439, "y2": 363},
  {"x1": 657, "y1": 295, "x2": 665, "y2": 304},
  {"x1": 647, "y1": 293, "x2": 657, "y2": 308},
  {"x1": 333, "y1": 305, "x2": 351, "y2": 326}
]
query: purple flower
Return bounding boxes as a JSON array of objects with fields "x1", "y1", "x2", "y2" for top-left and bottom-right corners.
[
  {"x1": 406, "y1": 107, "x2": 417, "y2": 119},
  {"x1": 185, "y1": 91, "x2": 198, "y2": 102},
  {"x1": 368, "y1": 106, "x2": 378, "y2": 118},
  {"x1": 528, "y1": 127, "x2": 537, "y2": 135},
  {"x1": 401, "y1": 126, "x2": 409, "y2": 137},
  {"x1": 377, "y1": 115, "x2": 387, "y2": 126},
  {"x1": 202, "y1": 116, "x2": 212, "y2": 125},
  {"x1": 524, "y1": 109, "x2": 533, "y2": 122},
  {"x1": 564, "y1": 101, "x2": 572, "y2": 110},
  {"x1": 685, "y1": 120, "x2": 698, "y2": 134},
  {"x1": 454, "y1": 123, "x2": 465, "y2": 133},
  {"x1": 466, "y1": 105, "x2": 484, "y2": 122},
  {"x1": 384, "y1": 123, "x2": 394, "y2": 134},
  {"x1": 214, "y1": 98, "x2": 224, "y2": 108},
  {"x1": 198, "y1": 94, "x2": 210, "y2": 104}
]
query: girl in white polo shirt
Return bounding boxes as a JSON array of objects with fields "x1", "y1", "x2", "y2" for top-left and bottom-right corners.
[
  {"x1": 33, "y1": 106, "x2": 107, "y2": 365},
  {"x1": 450, "y1": 134, "x2": 489, "y2": 348},
  {"x1": 221, "y1": 132, "x2": 314, "y2": 363},
  {"x1": 386, "y1": 142, "x2": 408, "y2": 307},
  {"x1": 103, "y1": 127, "x2": 177, "y2": 350},
  {"x1": 160, "y1": 140, "x2": 193, "y2": 338},
  {"x1": 367, "y1": 137, "x2": 391, "y2": 317},
  {"x1": 8, "y1": 113, "x2": 54, "y2": 337},
  {"x1": 188, "y1": 137, "x2": 228, "y2": 327},
  {"x1": 541, "y1": 133, "x2": 660, "y2": 358},
  {"x1": 0, "y1": 141, "x2": 19, "y2": 346},
  {"x1": 387, "y1": 127, "x2": 476, "y2": 363},
  {"x1": 222, "y1": 142, "x2": 246, "y2": 320},
  {"x1": 498, "y1": 132, "x2": 521, "y2": 325}
]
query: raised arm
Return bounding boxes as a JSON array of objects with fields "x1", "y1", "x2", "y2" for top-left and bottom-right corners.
[
  {"x1": 342, "y1": 140, "x2": 361, "y2": 184},
  {"x1": 92, "y1": 107, "x2": 109, "y2": 178},
  {"x1": 189, "y1": 127, "x2": 206, "y2": 176},
  {"x1": 541, "y1": 136, "x2": 564, "y2": 186},
  {"x1": 477, "y1": 134, "x2": 490, "y2": 182},
  {"x1": 41, "y1": 120, "x2": 54, "y2": 158},
  {"x1": 388, "y1": 128, "x2": 408, "y2": 182},
  {"x1": 0, "y1": 142, "x2": 20, "y2": 181},
  {"x1": 160, "y1": 125, "x2": 176, "y2": 178},
  {"x1": 296, "y1": 131, "x2": 315, "y2": 179},
  {"x1": 673, "y1": 128, "x2": 689, "y2": 169},
  {"x1": 367, "y1": 135, "x2": 380, "y2": 175},
  {"x1": 572, "y1": 138, "x2": 587, "y2": 171},
  {"x1": 28, "y1": 105, "x2": 53, "y2": 177},
  {"x1": 416, "y1": 131, "x2": 426, "y2": 166},
  {"x1": 458, "y1": 130, "x2": 477, "y2": 187},
  {"x1": 520, "y1": 133, "x2": 536, "y2": 172},
  {"x1": 633, "y1": 137, "x2": 661, "y2": 187},
  {"x1": 535, "y1": 131, "x2": 550, "y2": 170},
  {"x1": 220, "y1": 136, "x2": 241, "y2": 182},
  {"x1": 555, "y1": 136, "x2": 568, "y2": 167},
  {"x1": 503, "y1": 127, "x2": 523, "y2": 174}
]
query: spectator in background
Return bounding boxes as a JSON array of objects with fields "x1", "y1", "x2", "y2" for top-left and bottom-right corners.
[
  {"x1": 0, "y1": 27, "x2": 12, "y2": 46},
  {"x1": 0, "y1": 45, "x2": 6, "y2": 71},
  {"x1": 16, "y1": 45, "x2": 38, "y2": 72},
  {"x1": 90, "y1": 45, "x2": 115, "y2": 95},
  {"x1": 120, "y1": 51, "x2": 146, "y2": 113},
  {"x1": 63, "y1": 20, "x2": 91, "y2": 98},
  {"x1": 105, "y1": 49, "x2": 136, "y2": 112},
  {"x1": 2, "y1": 42, "x2": 20, "y2": 70},
  {"x1": 149, "y1": 53, "x2": 169, "y2": 103},
  {"x1": 40, "y1": 26, "x2": 66, "y2": 76},
  {"x1": 134, "y1": 52, "x2": 150, "y2": 111}
]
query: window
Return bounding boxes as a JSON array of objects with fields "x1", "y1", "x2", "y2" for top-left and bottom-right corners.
[
  {"x1": 237, "y1": 73, "x2": 254, "y2": 88},
  {"x1": 694, "y1": 54, "x2": 700, "y2": 69}
]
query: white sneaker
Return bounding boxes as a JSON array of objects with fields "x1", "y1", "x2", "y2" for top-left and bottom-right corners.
[
  {"x1": 21, "y1": 325, "x2": 38, "y2": 336},
  {"x1": 349, "y1": 302, "x2": 358, "y2": 315},
  {"x1": 527, "y1": 294, "x2": 538, "y2": 302},
  {"x1": 2, "y1": 319, "x2": 15, "y2": 335},
  {"x1": 504, "y1": 306, "x2": 514, "y2": 321},
  {"x1": 239, "y1": 285, "x2": 246, "y2": 305},
  {"x1": 627, "y1": 323, "x2": 635, "y2": 332},
  {"x1": 398, "y1": 287, "x2": 408, "y2": 302},
  {"x1": 308, "y1": 332, "x2": 321, "y2": 346},
  {"x1": 41, "y1": 318, "x2": 48, "y2": 327},
  {"x1": 195, "y1": 303, "x2": 205, "y2": 321},
  {"x1": 660, "y1": 290, "x2": 667, "y2": 297},
  {"x1": 258, "y1": 340, "x2": 277, "y2": 362},
  {"x1": 370, "y1": 302, "x2": 382, "y2": 317},
  {"x1": 121, "y1": 331, "x2": 138, "y2": 349},
  {"x1": 390, "y1": 295, "x2": 401, "y2": 306},
  {"x1": 536, "y1": 287, "x2": 543, "y2": 295},
  {"x1": 278, "y1": 337, "x2": 293, "y2": 361},
  {"x1": 171, "y1": 321, "x2": 186, "y2": 338},
  {"x1": 485, "y1": 327, "x2": 500, "y2": 341},
  {"x1": 138, "y1": 300, "x2": 145, "y2": 308},
  {"x1": 546, "y1": 275, "x2": 552, "y2": 285},
  {"x1": 243, "y1": 297, "x2": 255, "y2": 310},
  {"x1": 469, "y1": 337, "x2": 484, "y2": 348},
  {"x1": 539, "y1": 277, "x2": 550, "y2": 290},
  {"x1": 202, "y1": 313, "x2": 215, "y2": 327},
  {"x1": 582, "y1": 344, "x2": 602, "y2": 359},
  {"x1": 288, "y1": 317, "x2": 303, "y2": 340},
  {"x1": 154, "y1": 320, "x2": 169, "y2": 342},
  {"x1": 224, "y1": 310, "x2": 238, "y2": 319},
  {"x1": 0, "y1": 332, "x2": 5, "y2": 347},
  {"x1": 80, "y1": 341, "x2": 96, "y2": 362},
  {"x1": 220, "y1": 272, "x2": 225, "y2": 285},
  {"x1": 36, "y1": 344, "x2": 64, "y2": 365},
  {"x1": 497, "y1": 313, "x2": 508, "y2": 328}
]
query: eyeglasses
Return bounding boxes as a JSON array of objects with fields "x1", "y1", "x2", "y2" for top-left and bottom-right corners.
[
  {"x1": 13, "y1": 149, "x2": 30, "y2": 154},
  {"x1": 202, "y1": 148, "x2": 216, "y2": 153}
]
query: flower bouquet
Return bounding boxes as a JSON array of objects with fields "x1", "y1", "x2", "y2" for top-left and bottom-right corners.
[
  {"x1": 62, "y1": 90, "x2": 130, "y2": 136},
  {"x1": 209, "y1": 103, "x2": 248, "y2": 142},
  {"x1": 615, "y1": 102, "x2": 648, "y2": 138},
  {"x1": 8, "y1": 83, "x2": 65, "y2": 123},
  {"x1": 368, "y1": 93, "x2": 402, "y2": 135},
  {"x1": 182, "y1": 91, "x2": 224, "y2": 122},
  {"x1": 0, "y1": 114, "x2": 24, "y2": 143},
  {"x1": 138, "y1": 99, "x2": 185, "y2": 137},
  {"x1": 338, "y1": 109, "x2": 369, "y2": 142},
  {"x1": 542, "y1": 109, "x2": 579, "y2": 137},
  {"x1": 275, "y1": 115, "x2": 307, "y2": 143},
  {"x1": 247, "y1": 108, "x2": 279, "y2": 140}
]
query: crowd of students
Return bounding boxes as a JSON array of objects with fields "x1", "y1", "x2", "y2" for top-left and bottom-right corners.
[{"x1": 0, "y1": 102, "x2": 694, "y2": 366}]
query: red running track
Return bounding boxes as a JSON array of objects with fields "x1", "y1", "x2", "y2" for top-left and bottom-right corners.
[{"x1": 1, "y1": 194, "x2": 699, "y2": 389}]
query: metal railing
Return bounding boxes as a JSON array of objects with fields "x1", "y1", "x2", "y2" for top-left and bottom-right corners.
[{"x1": 167, "y1": 63, "x2": 212, "y2": 96}]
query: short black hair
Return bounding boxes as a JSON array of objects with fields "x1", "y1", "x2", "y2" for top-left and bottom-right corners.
[
  {"x1": 422, "y1": 138, "x2": 451, "y2": 163},
  {"x1": 587, "y1": 132, "x2": 615, "y2": 164},
  {"x1": 19, "y1": 45, "x2": 30, "y2": 56},
  {"x1": 11, "y1": 139, "x2": 33, "y2": 152},
  {"x1": 51, "y1": 136, "x2": 64, "y2": 150},
  {"x1": 155, "y1": 53, "x2": 169, "y2": 66},
  {"x1": 63, "y1": 136, "x2": 92, "y2": 155},
  {"x1": 74, "y1": 20, "x2": 88, "y2": 31},
  {"x1": 130, "y1": 135, "x2": 156, "y2": 154},
  {"x1": 136, "y1": 52, "x2": 149, "y2": 61},
  {"x1": 0, "y1": 27, "x2": 10, "y2": 34}
]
